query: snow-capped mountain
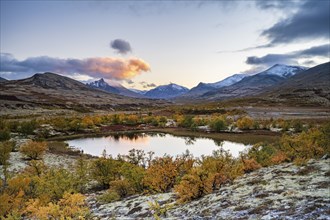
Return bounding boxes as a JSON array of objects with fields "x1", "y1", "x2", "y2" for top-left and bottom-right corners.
[
  {"x1": 199, "y1": 64, "x2": 307, "y2": 100},
  {"x1": 207, "y1": 73, "x2": 248, "y2": 88},
  {"x1": 129, "y1": 88, "x2": 148, "y2": 95},
  {"x1": 179, "y1": 73, "x2": 248, "y2": 98},
  {"x1": 145, "y1": 83, "x2": 189, "y2": 99},
  {"x1": 86, "y1": 78, "x2": 144, "y2": 98},
  {"x1": 259, "y1": 64, "x2": 307, "y2": 78}
]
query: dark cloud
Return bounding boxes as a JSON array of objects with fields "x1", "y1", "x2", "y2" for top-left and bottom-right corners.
[
  {"x1": 255, "y1": 0, "x2": 302, "y2": 10},
  {"x1": 261, "y1": 0, "x2": 330, "y2": 45},
  {"x1": 246, "y1": 44, "x2": 330, "y2": 66},
  {"x1": 110, "y1": 39, "x2": 132, "y2": 54},
  {"x1": 140, "y1": 81, "x2": 156, "y2": 88},
  {"x1": 0, "y1": 53, "x2": 150, "y2": 80},
  {"x1": 125, "y1": 79, "x2": 134, "y2": 84}
]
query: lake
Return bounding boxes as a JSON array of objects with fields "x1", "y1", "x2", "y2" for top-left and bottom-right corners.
[{"x1": 66, "y1": 132, "x2": 277, "y2": 158}]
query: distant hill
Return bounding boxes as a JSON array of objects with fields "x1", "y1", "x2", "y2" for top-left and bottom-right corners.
[
  {"x1": 0, "y1": 72, "x2": 164, "y2": 111},
  {"x1": 260, "y1": 62, "x2": 330, "y2": 106},
  {"x1": 86, "y1": 78, "x2": 144, "y2": 98},
  {"x1": 145, "y1": 83, "x2": 189, "y2": 99},
  {"x1": 200, "y1": 64, "x2": 306, "y2": 101}
]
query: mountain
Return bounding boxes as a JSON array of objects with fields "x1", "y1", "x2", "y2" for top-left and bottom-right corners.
[
  {"x1": 145, "y1": 83, "x2": 189, "y2": 99},
  {"x1": 0, "y1": 72, "x2": 164, "y2": 111},
  {"x1": 258, "y1": 64, "x2": 306, "y2": 78},
  {"x1": 200, "y1": 64, "x2": 306, "y2": 101},
  {"x1": 260, "y1": 62, "x2": 330, "y2": 106},
  {"x1": 129, "y1": 88, "x2": 148, "y2": 95},
  {"x1": 86, "y1": 78, "x2": 144, "y2": 98},
  {"x1": 0, "y1": 77, "x2": 8, "y2": 82},
  {"x1": 208, "y1": 73, "x2": 248, "y2": 88},
  {"x1": 179, "y1": 73, "x2": 248, "y2": 98}
]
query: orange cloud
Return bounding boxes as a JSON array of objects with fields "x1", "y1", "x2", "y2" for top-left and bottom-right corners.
[
  {"x1": 83, "y1": 57, "x2": 151, "y2": 80},
  {"x1": 0, "y1": 53, "x2": 151, "y2": 80}
]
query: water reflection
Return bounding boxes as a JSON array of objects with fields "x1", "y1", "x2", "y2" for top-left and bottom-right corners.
[{"x1": 66, "y1": 132, "x2": 253, "y2": 158}]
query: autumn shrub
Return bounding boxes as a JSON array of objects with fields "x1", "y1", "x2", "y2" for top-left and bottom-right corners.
[
  {"x1": 201, "y1": 149, "x2": 242, "y2": 189},
  {"x1": 270, "y1": 151, "x2": 288, "y2": 164},
  {"x1": 32, "y1": 168, "x2": 76, "y2": 202},
  {"x1": 236, "y1": 117, "x2": 254, "y2": 130},
  {"x1": 174, "y1": 167, "x2": 212, "y2": 203},
  {"x1": 25, "y1": 192, "x2": 90, "y2": 219},
  {"x1": 0, "y1": 175, "x2": 32, "y2": 217},
  {"x1": 174, "y1": 151, "x2": 195, "y2": 182},
  {"x1": 20, "y1": 141, "x2": 47, "y2": 160},
  {"x1": 91, "y1": 157, "x2": 122, "y2": 188},
  {"x1": 143, "y1": 156, "x2": 178, "y2": 193},
  {"x1": 240, "y1": 157, "x2": 261, "y2": 173},
  {"x1": 279, "y1": 127, "x2": 329, "y2": 163}
]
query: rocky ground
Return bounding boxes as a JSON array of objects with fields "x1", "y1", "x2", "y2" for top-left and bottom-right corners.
[
  {"x1": 0, "y1": 138, "x2": 76, "y2": 178},
  {"x1": 86, "y1": 158, "x2": 330, "y2": 220}
]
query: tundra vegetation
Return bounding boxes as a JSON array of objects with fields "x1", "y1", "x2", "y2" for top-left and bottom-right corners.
[{"x1": 0, "y1": 111, "x2": 329, "y2": 219}]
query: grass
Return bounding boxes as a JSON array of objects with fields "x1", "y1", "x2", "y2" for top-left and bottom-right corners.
[{"x1": 47, "y1": 141, "x2": 81, "y2": 156}]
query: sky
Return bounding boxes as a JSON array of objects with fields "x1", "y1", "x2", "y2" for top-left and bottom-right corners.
[{"x1": 0, "y1": 0, "x2": 329, "y2": 90}]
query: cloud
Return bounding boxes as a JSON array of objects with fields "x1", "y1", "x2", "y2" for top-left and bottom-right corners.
[
  {"x1": 261, "y1": 0, "x2": 330, "y2": 45},
  {"x1": 255, "y1": 0, "x2": 302, "y2": 10},
  {"x1": 246, "y1": 44, "x2": 330, "y2": 67},
  {"x1": 140, "y1": 81, "x2": 156, "y2": 88},
  {"x1": 125, "y1": 79, "x2": 134, "y2": 84},
  {"x1": 110, "y1": 39, "x2": 132, "y2": 54},
  {"x1": 0, "y1": 53, "x2": 150, "y2": 80}
]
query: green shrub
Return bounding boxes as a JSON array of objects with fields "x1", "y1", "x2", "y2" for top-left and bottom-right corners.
[
  {"x1": 91, "y1": 157, "x2": 122, "y2": 188},
  {"x1": 19, "y1": 120, "x2": 37, "y2": 135},
  {"x1": 98, "y1": 190, "x2": 120, "y2": 204},
  {"x1": 209, "y1": 117, "x2": 227, "y2": 132},
  {"x1": 0, "y1": 141, "x2": 14, "y2": 165},
  {"x1": 0, "y1": 128, "x2": 10, "y2": 141},
  {"x1": 110, "y1": 179, "x2": 134, "y2": 198}
]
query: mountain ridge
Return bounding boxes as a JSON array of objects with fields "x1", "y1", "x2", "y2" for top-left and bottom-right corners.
[
  {"x1": 145, "y1": 83, "x2": 189, "y2": 99},
  {"x1": 86, "y1": 78, "x2": 144, "y2": 98}
]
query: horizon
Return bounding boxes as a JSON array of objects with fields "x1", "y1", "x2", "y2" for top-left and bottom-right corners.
[
  {"x1": 1, "y1": 62, "x2": 320, "y2": 91},
  {"x1": 1, "y1": 0, "x2": 329, "y2": 90}
]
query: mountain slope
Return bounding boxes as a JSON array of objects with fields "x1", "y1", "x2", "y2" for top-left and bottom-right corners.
[
  {"x1": 0, "y1": 77, "x2": 8, "y2": 82},
  {"x1": 145, "y1": 83, "x2": 189, "y2": 99},
  {"x1": 200, "y1": 64, "x2": 306, "y2": 101},
  {"x1": 179, "y1": 73, "x2": 248, "y2": 98},
  {"x1": 260, "y1": 62, "x2": 330, "y2": 106},
  {"x1": 86, "y1": 78, "x2": 144, "y2": 98},
  {"x1": 0, "y1": 72, "x2": 164, "y2": 111}
]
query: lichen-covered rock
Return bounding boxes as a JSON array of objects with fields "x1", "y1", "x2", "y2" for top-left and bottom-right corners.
[{"x1": 88, "y1": 159, "x2": 330, "y2": 219}]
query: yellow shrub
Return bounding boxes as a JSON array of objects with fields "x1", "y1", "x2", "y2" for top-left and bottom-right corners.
[
  {"x1": 20, "y1": 141, "x2": 47, "y2": 160},
  {"x1": 236, "y1": 117, "x2": 254, "y2": 130}
]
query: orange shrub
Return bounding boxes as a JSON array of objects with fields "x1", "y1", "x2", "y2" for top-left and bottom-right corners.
[{"x1": 143, "y1": 157, "x2": 178, "y2": 193}]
